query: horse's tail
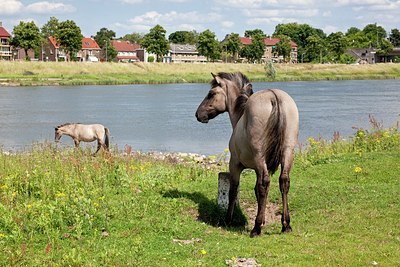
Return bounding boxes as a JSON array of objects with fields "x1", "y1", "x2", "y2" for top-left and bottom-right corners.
[
  {"x1": 264, "y1": 90, "x2": 286, "y2": 176},
  {"x1": 104, "y1": 127, "x2": 110, "y2": 149}
]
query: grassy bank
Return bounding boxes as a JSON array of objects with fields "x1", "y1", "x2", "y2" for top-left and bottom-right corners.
[
  {"x1": 1, "y1": 125, "x2": 399, "y2": 266},
  {"x1": 0, "y1": 61, "x2": 399, "y2": 86}
]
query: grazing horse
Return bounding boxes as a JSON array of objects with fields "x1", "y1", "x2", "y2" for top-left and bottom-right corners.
[
  {"x1": 55, "y1": 123, "x2": 110, "y2": 154},
  {"x1": 195, "y1": 72, "x2": 299, "y2": 237}
]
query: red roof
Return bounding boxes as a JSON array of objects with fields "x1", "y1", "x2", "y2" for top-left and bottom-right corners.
[
  {"x1": 240, "y1": 37, "x2": 297, "y2": 48},
  {"x1": 111, "y1": 40, "x2": 140, "y2": 52},
  {"x1": 0, "y1": 26, "x2": 11, "y2": 38},
  {"x1": 82, "y1": 37, "x2": 100, "y2": 50},
  {"x1": 48, "y1": 36, "x2": 60, "y2": 48}
]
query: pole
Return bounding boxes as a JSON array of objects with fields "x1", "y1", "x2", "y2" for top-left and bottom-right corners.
[{"x1": 105, "y1": 40, "x2": 108, "y2": 62}]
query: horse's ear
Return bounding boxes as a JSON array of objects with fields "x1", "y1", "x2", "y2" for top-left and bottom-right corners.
[
  {"x1": 244, "y1": 83, "x2": 254, "y2": 95},
  {"x1": 211, "y1": 72, "x2": 216, "y2": 79},
  {"x1": 211, "y1": 73, "x2": 224, "y2": 87}
]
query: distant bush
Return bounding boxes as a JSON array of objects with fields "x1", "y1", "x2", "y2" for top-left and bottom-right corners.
[
  {"x1": 147, "y1": 56, "x2": 155, "y2": 63},
  {"x1": 264, "y1": 61, "x2": 276, "y2": 80},
  {"x1": 298, "y1": 115, "x2": 400, "y2": 165}
]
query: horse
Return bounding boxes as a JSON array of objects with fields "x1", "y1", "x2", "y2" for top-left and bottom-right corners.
[
  {"x1": 195, "y1": 72, "x2": 299, "y2": 237},
  {"x1": 55, "y1": 123, "x2": 110, "y2": 154}
]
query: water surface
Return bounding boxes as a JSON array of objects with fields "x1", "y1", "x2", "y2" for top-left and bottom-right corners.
[{"x1": 0, "y1": 80, "x2": 399, "y2": 155}]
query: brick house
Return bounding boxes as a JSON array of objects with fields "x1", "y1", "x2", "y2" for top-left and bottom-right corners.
[
  {"x1": 110, "y1": 40, "x2": 140, "y2": 62},
  {"x1": 239, "y1": 37, "x2": 298, "y2": 63},
  {"x1": 43, "y1": 36, "x2": 67, "y2": 61},
  {"x1": 77, "y1": 37, "x2": 101, "y2": 62},
  {"x1": 0, "y1": 22, "x2": 12, "y2": 60}
]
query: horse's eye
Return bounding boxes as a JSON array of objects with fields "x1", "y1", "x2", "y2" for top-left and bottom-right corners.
[{"x1": 207, "y1": 92, "x2": 214, "y2": 99}]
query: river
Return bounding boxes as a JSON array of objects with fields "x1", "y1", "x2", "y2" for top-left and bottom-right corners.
[{"x1": 0, "y1": 80, "x2": 399, "y2": 155}]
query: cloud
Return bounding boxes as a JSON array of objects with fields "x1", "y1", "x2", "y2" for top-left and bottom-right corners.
[
  {"x1": 119, "y1": 10, "x2": 222, "y2": 33},
  {"x1": 25, "y1": 1, "x2": 76, "y2": 14},
  {"x1": 0, "y1": 0, "x2": 23, "y2": 15},
  {"x1": 244, "y1": 8, "x2": 319, "y2": 18},
  {"x1": 222, "y1": 21, "x2": 234, "y2": 28},
  {"x1": 120, "y1": 0, "x2": 142, "y2": 3}
]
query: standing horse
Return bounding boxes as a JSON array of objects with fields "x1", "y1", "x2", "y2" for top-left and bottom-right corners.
[
  {"x1": 195, "y1": 72, "x2": 299, "y2": 237},
  {"x1": 55, "y1": 123, "x2": 110, "y2": 154}
]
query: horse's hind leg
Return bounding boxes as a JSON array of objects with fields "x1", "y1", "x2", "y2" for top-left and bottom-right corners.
[
  {"x1": 226, "y1": 159, "x2": 243, "y2": 225},
  {"x1": 94, "y1": 140, "x2": 102, "y2": 155},
  {"x1": 279, "y1": 147, "x2": 295, "y2": 233},
  {"x1": 251, "y1": 156, "x2": 271, "y2": 237}
]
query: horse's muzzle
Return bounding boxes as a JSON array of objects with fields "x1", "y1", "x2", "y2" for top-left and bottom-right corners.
[{"x1": 195, "y1": 111, "x2": 209, "y2": 123}]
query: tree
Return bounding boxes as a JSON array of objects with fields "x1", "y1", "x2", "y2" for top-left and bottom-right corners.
[
  {"x1": 168, "y1": 31, "x2": 198, "y2": 44},
  {"x1": 56, "y1": 20, "x2": 83, "y2": 61},
  {"x1": 275, "y1": 35, "x2": 292, "y2": 63},
  {"x1": 305, "y1": 34, "x2": 326, "y2": 63},
  {"x1": 121, "y1": 33, "x2": 144, "y2": 45},
  {"x1": 141, "y1": 24, "x2": 169, "y2": 62},
  {"x1": 362, "y1": 23, "x2": 387, "y2": 48},
  {"x1": 327, "y1": 32, "x2": 348, "y2": 62},
  {"x1": 244, "y1": 29, "x2": 266, "y2": 38},
  {"x1": 11, "y1": 21, "x2": 41, "y2": 60},
  {"x1": 378, "y1": 39, "x2": 394, "y2": 62},
  {"x1": 240, "y1": 33, "x2": 265, "y2": 63},
  {"x1": 221, "y1": 33, "x2": 241, "y2": 61},
  {"x1": 273, "y1": 23, "x2": 325, "y2": 62},
  {"x1": 41, "y1": 16, "x2": 59, "y2": 38},
  {"x1": 197, "y1": 29, "x2": 221, "y2": 61},
  {"x1": 94, "y1": 27, "x2": 116, "y2": 48},
  {"x1": 389, "y1": 28, "x2": 400, "y2": 47}
]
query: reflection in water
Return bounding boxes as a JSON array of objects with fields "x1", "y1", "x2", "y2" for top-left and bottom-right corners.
[{"x1": 0, "y1": 80, "x2": 399, "y2": 155}]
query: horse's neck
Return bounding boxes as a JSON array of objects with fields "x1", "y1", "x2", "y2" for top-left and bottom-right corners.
[
  {"x1": 64, "y1": 125, "x2": 77, "y2": 137},
  {"x1": 227, "y1": 93, "x2": 242, "y2": 129}
]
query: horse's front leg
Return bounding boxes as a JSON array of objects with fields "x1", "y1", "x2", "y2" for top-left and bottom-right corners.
[
  {"x1": 251, "y1": 157, "x2": 270, "y2": 237},
  {"x1": 73, "y1": 139, "x2": 80, "y2": 148},
  {"x1": 226, "y1": 159, "x2": 243, "y2": 225}
]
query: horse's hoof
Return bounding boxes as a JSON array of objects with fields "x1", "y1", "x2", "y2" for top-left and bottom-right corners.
[
  {"x1": 281, "y1": 225, "x2": 292, "y2": 233},
  {"x1": 250, "y1": 226, "x2": 261, "y2": 238}
]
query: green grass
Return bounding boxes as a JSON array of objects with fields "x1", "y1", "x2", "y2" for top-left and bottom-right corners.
[
  {"x1": 0, "y1": 61, "x2": 399, "y2": 86},
  {"x1": 1, "y1": 125, "x2": 399, "y2": 266}
]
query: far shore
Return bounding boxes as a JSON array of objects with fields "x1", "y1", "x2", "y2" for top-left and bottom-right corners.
[{"x1": 0, "y1": 61, "x2": 399, "y2": 86}]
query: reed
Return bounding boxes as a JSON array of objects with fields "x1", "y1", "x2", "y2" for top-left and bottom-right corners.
[{"x1": 0, "y1": 61, "x2": 399, "y2": 86}]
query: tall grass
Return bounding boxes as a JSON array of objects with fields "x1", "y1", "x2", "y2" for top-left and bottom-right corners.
[
  {"x1": 1, "y1": 123, "x2": 399, "y2": 266},
  {"x1": 0, "y1": 61, "x2": 399, "y2": 86}
]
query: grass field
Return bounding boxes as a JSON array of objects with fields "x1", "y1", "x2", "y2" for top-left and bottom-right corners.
[
  {"x1": 1, "y1": 124, "x2": 399, "y2": 266},
  {"x1": 0, "y1": 61, "x2": 399, "y2": 86}
]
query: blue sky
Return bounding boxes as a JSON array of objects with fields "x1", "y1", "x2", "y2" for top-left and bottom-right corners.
[{"x1": 1, "y1": 0, "x2": 399, "y2": 40}]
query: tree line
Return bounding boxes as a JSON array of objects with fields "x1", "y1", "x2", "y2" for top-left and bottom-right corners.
[{"x1": 10, "y1": 16, "x2": 400, "y2": 63}]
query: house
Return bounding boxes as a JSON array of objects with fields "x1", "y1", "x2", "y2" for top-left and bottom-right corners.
[
  {"x1": 0, "y1": 22, "x2": 12, "y2": 60},
  {"x1": 43, "y1": 36, "x2": 67, "y2": 61},
  {"x1": 164, "y1": 44, "x2": 207, "y2": 63},
  {"x1": 110, "y1": 40, "x2": 140, "y2": 62},
  {"x1": 346, "y1": 48, "x2": 377, "y2": 64},
  {"x1": 78, "y1": 37, "x2": 101, "y2": 62},
  {"x1": 239, "y1": 37, "x2": 298, "y2": 63}
]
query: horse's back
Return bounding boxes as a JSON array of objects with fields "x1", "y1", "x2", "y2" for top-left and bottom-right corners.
[
  {"x1": 76, "y1": 124, "x2": 105, "y2": 141},
  {"x1": 231, "y1": 89, "x2": 298, "y2": 168}
]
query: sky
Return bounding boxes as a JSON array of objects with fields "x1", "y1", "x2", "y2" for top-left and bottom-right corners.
[{"x1": 1, "y1": 0, "x2": 399, "y2": 40}]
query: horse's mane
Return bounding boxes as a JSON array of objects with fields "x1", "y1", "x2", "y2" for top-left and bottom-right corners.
[
  {"x1": 56, "y1": 122, "x2": 81, "y2": 129},
  {"x1": 212, "y1": 72, "x2": 253, "y2": 117}
]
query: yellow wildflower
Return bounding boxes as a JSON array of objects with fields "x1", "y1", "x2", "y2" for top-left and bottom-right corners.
[
  {"x1": 0, "y1": 233, "x2": 5, "y2": 239},
  {"x1": 200, "y1": 249, "x2": 207, "y2": 255},
  {"x1": 55, "y1": 192, "x2": 66, "y2": 198},
  {"x1": 0, "y1": 184, "x2": 8, "y2": 190},
  {"x1": 354, "y1": 166, "x2": 362, "y2": 173}
]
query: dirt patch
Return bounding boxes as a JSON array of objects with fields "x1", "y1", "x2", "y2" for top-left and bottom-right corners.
[{"x1": 241, "y1": 201, "x2": 281, "y2": 227}]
